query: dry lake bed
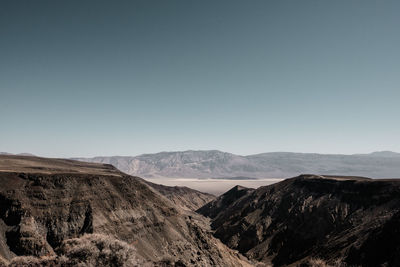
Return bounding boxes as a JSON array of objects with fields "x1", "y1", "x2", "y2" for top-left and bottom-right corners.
[{"x1": 144, "y1": 178, "x2": 284, "y2": 195}]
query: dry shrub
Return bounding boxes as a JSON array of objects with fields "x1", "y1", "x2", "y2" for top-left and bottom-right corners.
[
  {"x1": 8, "y1": 255, "x2": 66, "y2": 266},
  {"x1": 58, "y1": 233, "x2": 145, "y2": 267},
  {"x1": 307, "y1": 258, "x2": 347, "y2": 267},
  {"x1": 308, "y1": 258, "x2": 331, "y2": 267},
  {"x1": 7, "y1": 234, "x2": 146, "y2": 267},
  {"x1": 0, "y1": 257, "x2": 8, "y2": 267}
]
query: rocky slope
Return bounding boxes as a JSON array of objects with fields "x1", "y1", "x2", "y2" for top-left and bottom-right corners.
[
  {"x1": 197, "y1": 185, "x2": 255, "y2": 219},
  {"x1": 197, "y1": 174, "x2": 400, "y2": 266},
  {"x1": 0, "y1": 155, "x2": 252, "y2": 266},
  {"x1": 75, "y1": 150, "x2": 400, "y2": 178}
]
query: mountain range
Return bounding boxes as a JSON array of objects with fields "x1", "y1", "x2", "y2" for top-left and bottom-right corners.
[{"x1": 74, "y1": 150, "x2": 400, "y2": 179}]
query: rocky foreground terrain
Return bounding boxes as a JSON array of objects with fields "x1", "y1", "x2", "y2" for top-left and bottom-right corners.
[
  {"x1": 75, "y1": 150, "x2": 400, "y2": 179},
  {"x1": 0, "y1": 155, "x2": 253, "y2": 266},
  {"x1": 198, "y1": 175, "x2": 400, "y2": 266}
]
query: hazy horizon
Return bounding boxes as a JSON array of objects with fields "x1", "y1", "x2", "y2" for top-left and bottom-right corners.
[
  {"x1": 1, "y1": 149, "x2": 400, "y2": 159},
  {"x1": 1, "y1": 0, "x2": 399, "y2": 157}
]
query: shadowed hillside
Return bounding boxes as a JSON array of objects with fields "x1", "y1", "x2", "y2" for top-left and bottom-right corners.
[{"x1": 198, "y1": 174, "x2": 400, "y2": 266}]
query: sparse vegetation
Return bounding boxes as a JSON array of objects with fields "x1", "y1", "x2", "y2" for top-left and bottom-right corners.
[
  {"x1": 9, "y1": 255, "x2": 65, "y2": 267},
  {"x1": 0, "y1": 257, "x2": 8, "y2": 267},
  {"x1": 58, "y1": 234, "x2": 145, "y2": 267},
  {"x1": 306, "y1": 258, "x2": 346, "y2": 267},
  {"x1": 7, "y1": 234, "x2": 145, "y2": 267},
  {"x1": 307, "y1": 258, "x2": 331, "y2": 267}
]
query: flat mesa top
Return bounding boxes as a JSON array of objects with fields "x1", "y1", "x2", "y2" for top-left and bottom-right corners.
[{"x1": 0, "y1": 155, "x2": 122, "y2": 176}]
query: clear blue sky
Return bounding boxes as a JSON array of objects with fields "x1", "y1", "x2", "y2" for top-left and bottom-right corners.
[{"x1": 1, "y1": 0, "x2": 399, "y2": 157}]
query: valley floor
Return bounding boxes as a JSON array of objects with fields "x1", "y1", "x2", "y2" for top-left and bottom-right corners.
[{"x1": 144, "y1": 178, "x2": 283, "y2": 195}]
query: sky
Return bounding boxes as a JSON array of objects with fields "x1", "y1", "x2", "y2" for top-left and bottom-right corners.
[{"x1": 1, "y1": 0, "x2": 399, "y2": 157}]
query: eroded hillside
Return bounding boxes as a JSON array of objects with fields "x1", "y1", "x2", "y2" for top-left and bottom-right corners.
[
  {"x1": 0, "y1": 155, "x2": 252, "y2": 266},
  {"x1": 198, "y1": 174, "x2": 400, "y2": 266}
]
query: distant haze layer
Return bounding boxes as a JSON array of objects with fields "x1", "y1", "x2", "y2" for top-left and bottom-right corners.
[{"x1": 74, "y1": 150, "x2": 400, "y2": 179}]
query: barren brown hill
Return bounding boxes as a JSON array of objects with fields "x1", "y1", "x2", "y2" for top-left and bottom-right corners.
[
  {"x1": 0, "y1": 155, "x2": 121, "y2": 176},
  {"x1": 198, "y1": 174, "x2": 400, "y2": 266},
  {"x1": 0, "y1": 155, "x2": 252, "y2": 266}
]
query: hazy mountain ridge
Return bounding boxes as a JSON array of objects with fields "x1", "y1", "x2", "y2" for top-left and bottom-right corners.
[{"x1": 74, "y1": 150, "x2": 400, "y2": 178}]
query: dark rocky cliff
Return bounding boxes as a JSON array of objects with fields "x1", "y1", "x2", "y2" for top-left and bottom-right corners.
[{"x1": 197, "y1": 174, "x2": 400, "y2": 266}]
